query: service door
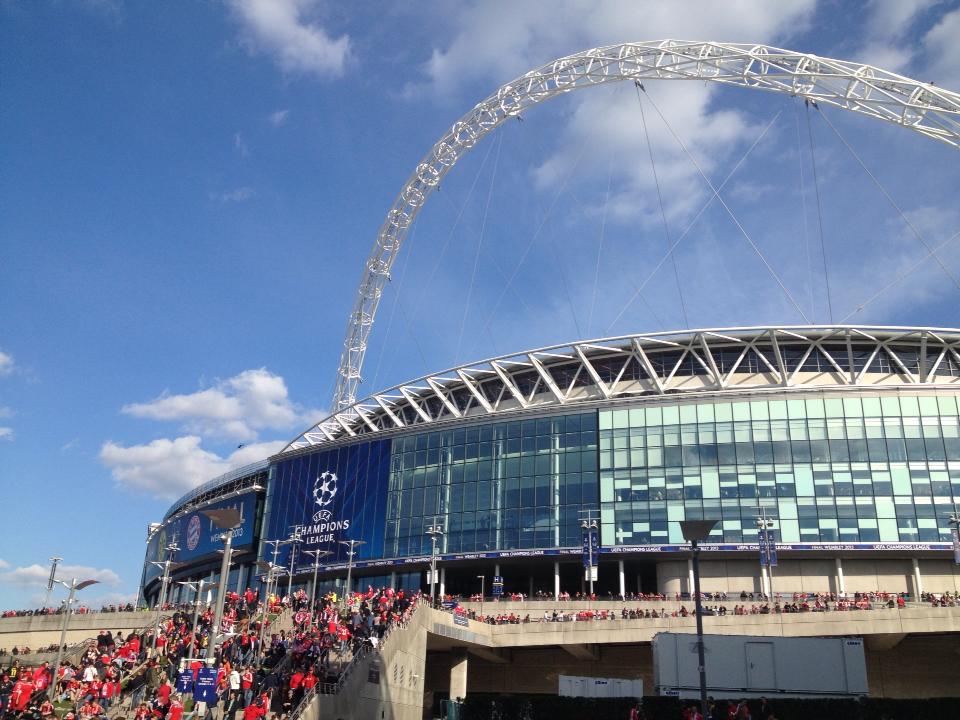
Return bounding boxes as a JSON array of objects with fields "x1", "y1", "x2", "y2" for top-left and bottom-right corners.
[{"x1": 745, "y1": 642, "x2": 776, "y2": 690}]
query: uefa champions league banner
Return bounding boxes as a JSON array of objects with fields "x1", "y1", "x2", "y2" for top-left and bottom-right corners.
[
  {"x1": 145, "y1": 493, "x2": 258, "y2": 572},
  {"x1": 265, "y1": 439, "x2": 392, "y2": 568}
]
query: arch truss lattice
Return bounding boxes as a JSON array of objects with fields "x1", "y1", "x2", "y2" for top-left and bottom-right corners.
[{"x1": 329, "y1": 40, "x2": 960, "y2": 430}]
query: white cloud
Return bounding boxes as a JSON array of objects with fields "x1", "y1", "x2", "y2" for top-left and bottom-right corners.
[
  {"x1": 233, "y1": 131, "x2": 249, "y2": 158},
  {"x1": 0, "y1": 563, "x2": 121, "y2": 588},
  {"x1": 99, "y1": 436, "x2": 287, "y2": 499},
  {"x1": 0, "y1": 559, "x2": 9, "y2": 569},
  {"x1": 269, "y1": 109, "x2": 290, "y2": 126},
  {"x1": 856, "y1": 0, "x2": 940, "y2": 72},
  {"x1": 413, "y1": 0, "x2": 815, "y2": 100},
  {"x1": 121, "y1": 368, "x2": 322, "y2": 441},
  {"x1": 212, "y1": 186, "x2": 256, "y2": 203},
  {"x1": 229, "y1": 0, "x2": 349, "y2": 78},
  {"x1": 0, "y1": 349, "x2": 14, "y2": 375},
  {"x1": 924, "y1": 8, "x2": 960, "y2": 89},
  {"x1": 0, "y1": 427, "x2": 12, "y2": 441}
]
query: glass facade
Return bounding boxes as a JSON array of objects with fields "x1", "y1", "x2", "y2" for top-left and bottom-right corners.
[
  {"x1": 600, "y1": 393, "x2": 960, "y2": 547},
  {"x1": 384, "y1": 412, "x2": 598, "y2": 557}
]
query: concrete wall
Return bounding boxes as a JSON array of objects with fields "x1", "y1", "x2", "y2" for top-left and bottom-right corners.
[
  {"x1": 657, "y1": 558, "x2": 960, "y2": 597},
  {"x1": 0, "y1": 612, "x2": 155, "y2": 651}
]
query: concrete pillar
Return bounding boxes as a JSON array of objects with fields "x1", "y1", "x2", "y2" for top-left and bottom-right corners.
[
  {"x1": 389, "y1": 571, "x2": 397, "y2": 590},
  {"x1": 618, "y1": 560, "x2": 626, "y2": 599},
  {"x1": 554, "y1": 562, "x2": 560, "y2": 600},
  {"x1": 439, "y1": 567, "x2": 446, "y2": 599},
  {"x1": 760, "y1": 565, "x2": 769, "y2": 599},
  {"x1": 687, "y1": 558, "x2": 694, "y2": 597},
  {"x1": 450, "y1": 650, "x2": 469, "y2": 702},
  {"x1": 835, "y1": 557, "x2": 846, "y2": 596},
  {"x1": 912, "y1": 557, "x2": 923, "y2": 598}
]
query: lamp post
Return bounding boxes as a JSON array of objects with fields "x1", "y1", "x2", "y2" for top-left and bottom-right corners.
[
  {"x1": 148, "y1": 541, "x2": 181, "y2": 651},
  {"x1": 338, "y1": 539, "x2": 366, "y2": 607},
  {"x1": 304, "y1": 550, "x2": 332, "y2": 619},
  {"x1": 580, "y1": 516, "x2": 599, "y2": 597},
  {"x1": 202, "y1": 508, "x2": 243, "y2": 664},
  {"x1": 176, "y1": 579, "x2": 210, "y2": 662},
  {"x1": 425, "y1": 523, "x2": 444, "y2": 606},
  {"x1": 285, "y1": 532, "x2": 303, "y2": 598},
  {"x1": 949, "y1": 507, "x2": 960, "y2": 565},
  {"x1": 48, "y1": 578, "x2": 99, "y2": 702},
  {"x1": 254, "y1": 560, "x2": 284, "y2": 659},
  {"x1": 477, "y1": 575, "x2": 485, "y2": 618},
  {"x1": 43, "y1": 557, "x2": 62, "y2": 610},
  {"x1": 756, "y1": 510, "x2": 776, "y2": 602},
  {"x1": 680, "y1": 519, "x2": 719, "y2": 720}
]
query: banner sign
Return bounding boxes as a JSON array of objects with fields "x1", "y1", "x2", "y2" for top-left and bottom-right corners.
[
  {"x1": 264, "y1": 440, "x2": 391, "y2": 567},
  {"x1": 453, "y1": 614, "x2": 469, "y2": 627},
  {"x1": 176, "y1": 671, "x2": 192, "y2": 693},
  {"x1": 193, "y1": 667, "x2": 218, "y2": 704},
  {"x1": 144, "y1": 492, "x2": 258, "y2": 583},
  {"x1": 758, "y1": 529, "x2": 777, "y2": 567},
  {"x1": 582, "y1": 529, "x2": 599, "y2": 568}
]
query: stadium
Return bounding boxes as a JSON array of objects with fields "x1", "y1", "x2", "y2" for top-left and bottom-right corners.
[
  {"x1": 143, "y1": 324, "x2": 960, "y2": 606},
  {"x1": 135, "y1": 42, "x2": 960, "y2": 710}
]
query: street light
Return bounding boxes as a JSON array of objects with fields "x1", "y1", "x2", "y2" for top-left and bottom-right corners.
[
  {"x1": 303, "y1": 550, "x2": 332, "y2": 619},
  {"x1": 285, "y1": 532, "x2": 303, "y2": 597},
  {"x1": 477, "y1": 575, "x2": 485, "y2": 618},
  {"x1": 254, "y1": 560, "x2": 285, "y2": 658},
  {"x1": 48, "y1": 578, "x2": 99, "y2": 702},
  {"x1": 148, "y1": 541, "x2": 181, "y2": 651},
  {"x1": 680, "y1": 519, "x2": 719, "y2": 720},
  {"x1": 425, "y1": 524, "x2": 444, "y2": 606},
  {"x1": 949, "y1": 507, "x2": 960, "y2": 565},
  {"x1": 43, "y1": 557, "x2": 62, "y2": 610},
  {"x1": 202, "y1": 507, "x2": 243, "y2": 664},
  {"x1": 338, "y1": 539, "x2": 366, "y2": 606},
  {"x1": 580, "y1": 518, "x2": 599, "y2": 597},
  {"x1": 176, "y1": 579, "x2": 211, "y2": 662},
  {"x1": 756, "y1": 511, "x2": 776, "y2": 602}
]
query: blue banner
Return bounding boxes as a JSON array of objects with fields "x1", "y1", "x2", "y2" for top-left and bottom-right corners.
[
  {"x1": 176, "y1": 671, "x2": 192, "y2": 693},
  {"x1": 193, "y1": 667, "x2": 218, "y2": 704},
  {"x1": 146, "y1": 493, "x2": 258, "y2": 571},
  {"x1": 582, "y1": 529, "x2": 599, "y2": 568},
  {"x1": 265, "y1": 439, "x2": 391, "y2": 567}
]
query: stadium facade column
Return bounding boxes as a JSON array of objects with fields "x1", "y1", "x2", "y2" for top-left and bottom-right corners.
[
  {"x1": 687, "y1": 558, "x2": 694, "y2": 596},
  {"x1": 618, "y1": 560, "x2": 625, "y2": 599},
  {"x1": 912, "y1": 558, "x2": 924, "y2": 597},
  {"x1": 450, "y1": 648, "x2": 468, "y2": 702},
  {"x1": 554, "y1": 562, "x2": 560, "y2": 600},
  {"x1": 761, "y1": 565, "x2": 770, "y2": 598},
  {"x1": 439, "y1": 568, "x2": 446, "y2": 599},
  {"x1": 835, "y1": 558, "x2": 846, "y2": 596},
  {"x1": 389, "y1": 571, "x2": 396, "y2": 589}
]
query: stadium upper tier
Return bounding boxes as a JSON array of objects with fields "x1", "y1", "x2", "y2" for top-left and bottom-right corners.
[{"x1": 285, "y1": 326, "x2": 960, "y2": 452}]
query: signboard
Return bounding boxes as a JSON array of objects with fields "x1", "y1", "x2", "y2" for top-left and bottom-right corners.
[
  {"x1": 453, "y1": 614, "x2": 469, "y2": 627},
  {"x1": 176, "y1": 671, "x2": 193, "y2": 693},
  {"x1": 265, "y1": 440, "x2": 391, "y2": 567},
  {"x1": 758, "y1": 529, "x2": 778, "y2": 568},
  {"x1": 582, "y1": 528, "x2": 600, "y2": 570},
  {"x1": 491, "y1": 576, "x2": 503, "y2": 596},
  {"x1": 193, "y1": 667, "x2": 219, "y2": 704}
]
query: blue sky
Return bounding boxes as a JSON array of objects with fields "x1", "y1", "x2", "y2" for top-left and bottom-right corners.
[{"x1": 1, "y1": 0, "x2": 958, "y2": 609}]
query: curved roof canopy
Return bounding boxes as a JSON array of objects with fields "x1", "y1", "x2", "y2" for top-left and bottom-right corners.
[{"x1": 285, "y1": 326, "x2": 960, "y2": 452}]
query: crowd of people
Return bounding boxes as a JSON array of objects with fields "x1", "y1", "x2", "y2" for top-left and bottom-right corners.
[
  {"x1": 2, "y1": 606, "x2": 138, "y2": 620},
  {"x1": 0, "y1": 583, "x2": 420, "y2": 720}
]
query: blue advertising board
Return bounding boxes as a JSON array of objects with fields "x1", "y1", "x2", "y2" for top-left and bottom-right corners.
[
  {"x1": 145, "y1": 493, "x2": 258, "y2": 575},
  {"x1": 582, "y1": 529, "x2": 599, "y2": 568},
  {"x1": 265, "y1": 439, "x2": 392, "y2": 567},
  {"x1": 176, "y1": 670, "x2": 193, "y2": 693},
  {"x1": 193, "y1": 667, "x2": 218, "y2": 704}
]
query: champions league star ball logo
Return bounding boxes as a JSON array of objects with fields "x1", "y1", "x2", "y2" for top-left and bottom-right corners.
[
  {"x1": 186, "y1": 515, "x2": 201, "y2": 551},
  {"x1": 313, "y1": 471, "x2": 338, "y2": 508}
]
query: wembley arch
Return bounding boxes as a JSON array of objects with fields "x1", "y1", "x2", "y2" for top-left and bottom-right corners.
[{"x1": 325, "y1": 40, "x2": 960, "y2": 427}]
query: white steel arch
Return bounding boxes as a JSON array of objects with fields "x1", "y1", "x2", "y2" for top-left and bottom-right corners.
[{"x1": 333, "y1": 40, "x2": 960, "y2": 414}]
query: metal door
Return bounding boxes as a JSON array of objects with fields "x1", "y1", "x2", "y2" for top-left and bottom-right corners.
[{"x1": 745, "y1": 642, "x2": 776, "y2": 690}]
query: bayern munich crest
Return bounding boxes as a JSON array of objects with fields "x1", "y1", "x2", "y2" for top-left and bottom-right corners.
[{"x1": 186, "y1": 514, "x2": 201, "y2": 551}]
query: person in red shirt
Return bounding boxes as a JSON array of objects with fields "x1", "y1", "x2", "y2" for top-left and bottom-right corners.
[
  {"x1": 241, "y1": 668, "x2": 254, "y2": 707},
  {"x1": 302, "y1": 671, "x2": 318, "y2": 692},
  {"x1": 156, "y1": 678, "x2": 172, "y2": 711},
  {"x1": 167, "y1": 695, "x2": 184, "y2": 720},
  {"x1": 11, "y1": 677, "x2": 34, "y2": 712},
  {"x1": 243, "y1": 698, "x2": 266, "y2": 720}
]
